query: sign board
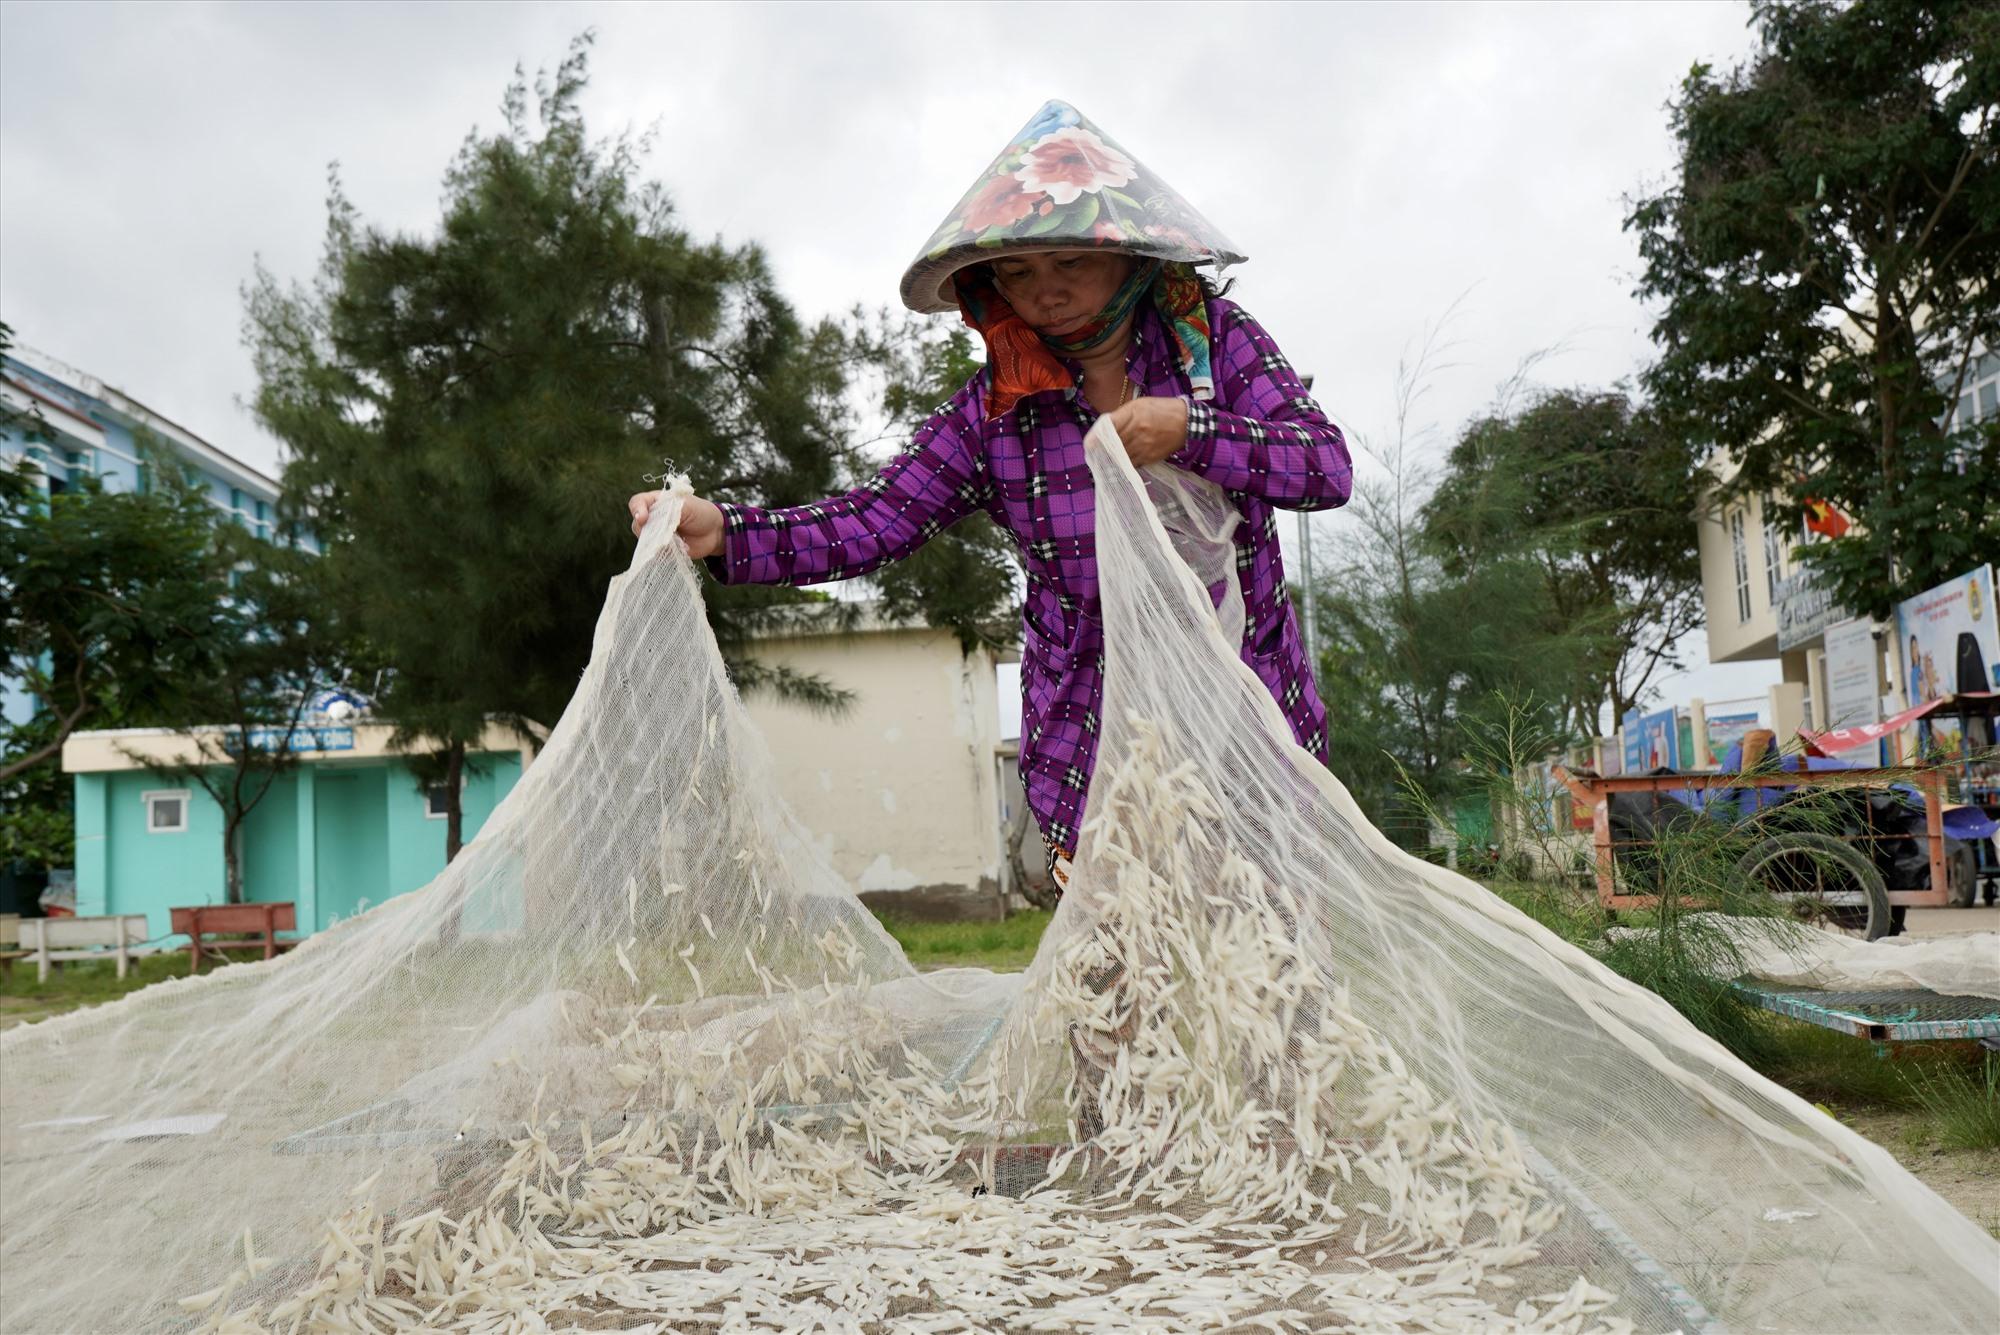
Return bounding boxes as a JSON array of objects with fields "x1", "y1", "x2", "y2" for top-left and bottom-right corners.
[
  {"x1": 1623, "y1": 707, "x2": 1680, "y2": 773},
  {"x1": 1822, "y1": 617, "x2": 1881, "y2": 732},
  {"x1": 1895, "y1": 565, "x2": 1998, "y2": 704},
  {"x1": 1704, "y1": 712, "x2": 1761, "y2": 767},
  {"x1": 1895, "y1": 564, "x2": 1999, "y2": 760},
  {"x1": 1775, "y1": 566, "x2": 1845, "y2": 652},
  {"x1": 233, "y1": 726, "x2": 356, "y2": 754}
]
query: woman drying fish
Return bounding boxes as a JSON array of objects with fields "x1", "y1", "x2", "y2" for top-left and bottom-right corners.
[{"x1": 627, "y1": 100, "x2": 1352, "y2": 894}]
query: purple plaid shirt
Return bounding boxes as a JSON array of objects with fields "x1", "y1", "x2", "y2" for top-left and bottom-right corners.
[{"x1": 707, "y1": 298, "x2": 1352, "y2": 849}]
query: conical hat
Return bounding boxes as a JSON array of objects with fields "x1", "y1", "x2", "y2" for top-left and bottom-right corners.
[{"x1": 899, "y1": 101, "x2": 1246, "y2": 314}]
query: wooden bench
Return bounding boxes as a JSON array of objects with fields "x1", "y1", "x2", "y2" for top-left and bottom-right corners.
[
  {"x1": 17, "y1": 914, "x2": 151, "y2": 984},
  {"x1": 169, "y1": 903, "x2": 299, "y2": 974}
]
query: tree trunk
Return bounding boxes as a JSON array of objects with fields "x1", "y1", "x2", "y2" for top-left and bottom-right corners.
[
  {"x1": 224, "y1": 817, "x2": 244, "y2": 905},
  {"x1": 444, "y1": 740, "x2": 466, "y2": 863}
]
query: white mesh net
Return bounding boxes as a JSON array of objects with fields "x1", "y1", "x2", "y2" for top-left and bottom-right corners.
[{"x1": 2, "y1": 424, "x2": 1995, "y2": 1333}]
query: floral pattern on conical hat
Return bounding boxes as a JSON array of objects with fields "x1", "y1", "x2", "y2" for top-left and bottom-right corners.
[{"x1": 899, "y1": 101, "x2": 1246, "y2": 314}]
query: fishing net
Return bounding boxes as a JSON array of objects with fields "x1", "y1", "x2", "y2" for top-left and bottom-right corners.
[{"x1": 2, "y1": 424, "x2": 1995, "y2": 1334}]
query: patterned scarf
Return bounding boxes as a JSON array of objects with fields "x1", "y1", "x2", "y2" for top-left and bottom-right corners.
[{"x1": 953, "y1": 260, "x2": 1216, "y2": 421}]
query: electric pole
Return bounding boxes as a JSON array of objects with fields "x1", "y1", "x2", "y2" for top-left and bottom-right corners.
[{"x1": 1298, "y1": 374, "x2": 1320, "y2": 677}]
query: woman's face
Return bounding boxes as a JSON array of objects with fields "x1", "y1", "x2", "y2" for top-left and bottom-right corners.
[{"x1": 990, "y1": 250, "x2": 1135, "y2": 335}]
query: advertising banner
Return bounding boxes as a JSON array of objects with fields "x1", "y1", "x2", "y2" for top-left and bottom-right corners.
[
  {"x1": 1895, "y1": 565, "x2": 1998, "y2": 704},
  {"x1": 1704, "y1": 712, "x2": 1761, "y2": 767},
  {"x1": 1894, "y1": 566, "x2": 1998, "y2": 760},
  {"x1": 1623, "y1": 707, "x2": 1679, "y2": 773},
  {"x1": 1822, "y1": 617, "x2": 1882, "y2": 730}
]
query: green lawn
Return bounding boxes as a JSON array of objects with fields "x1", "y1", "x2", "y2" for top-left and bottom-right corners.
[
  {"x1": 873, "y1": 909, "x2": 1053, "y2": 973},
  {"x1": 0, "y1": 951, "x2": 188, "y2": 1030}
]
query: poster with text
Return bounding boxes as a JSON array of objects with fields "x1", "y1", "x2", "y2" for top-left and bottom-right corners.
[
  {"x1": 1623, "y1": 707, "x2": 1680, "y2": 773},
  {"x1": 1822, "y1": 616, "x2": 1883, "y2": 764},
  {"x1": 1705, "y1": 712, "x2": 1762, "y2": 768},
  {"x1": 1895, "y1": 565, "x2": 1997, "y2": 704},
  {"x1": 1895, "y1": 565, "x2": 1997, "y2": 760}
]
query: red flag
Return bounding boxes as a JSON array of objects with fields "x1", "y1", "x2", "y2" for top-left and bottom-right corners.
[{"x1": 1803, "y1": 496, "x2": 1850, "y2": 539}]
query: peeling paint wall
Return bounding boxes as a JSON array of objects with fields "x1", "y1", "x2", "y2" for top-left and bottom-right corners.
[{"x1": 740, "y1": 621, "x2": 1006, "y2": 920}]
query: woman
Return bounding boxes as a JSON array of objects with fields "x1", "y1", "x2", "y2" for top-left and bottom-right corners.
[{"x1": 628, "y1": 101, "x2": 1352, "y2": 891}]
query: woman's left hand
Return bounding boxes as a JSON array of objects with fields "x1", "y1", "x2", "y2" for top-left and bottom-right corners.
[{"x1": 1104, "y1": 395, "x2": 1189, "y2": 468}]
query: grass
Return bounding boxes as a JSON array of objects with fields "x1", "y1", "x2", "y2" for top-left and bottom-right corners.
[
  {"x1": 871, "y1": 909, "x2": 1053, "y2": 973},
  {"x1": 0, "y1": 950, "x2": 189, "y2": 1029},
  {"x1": 1904, "y1": 1049, "x2": 2000, "y2": 1153}
]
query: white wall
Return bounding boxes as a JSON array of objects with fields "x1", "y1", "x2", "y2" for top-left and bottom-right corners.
[
  {"x1": 741, "y1": 624, "x2": 1007, "y2": 920},
  {"x1": 1696, "y1": 468, "x2": 1784, "y2": 665}
]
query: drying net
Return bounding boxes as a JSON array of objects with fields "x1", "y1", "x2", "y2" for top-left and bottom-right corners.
[{"x1": 3, "y1": 424, "x2": 1995, "y2": 1334}]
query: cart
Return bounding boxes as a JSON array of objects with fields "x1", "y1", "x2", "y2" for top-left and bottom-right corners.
[{"x1": 1553, "y1": 763, "x2": 1952, "y2": 941}]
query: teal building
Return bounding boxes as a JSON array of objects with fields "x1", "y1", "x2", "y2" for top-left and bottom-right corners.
[{"x1": 61, "y1": 723, "x2": 535, "y2": 940}]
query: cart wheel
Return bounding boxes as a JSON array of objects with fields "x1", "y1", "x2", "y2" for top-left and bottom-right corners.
[{"x1": 1734, "y1": 833, "x2": 1893, "y2": 941}]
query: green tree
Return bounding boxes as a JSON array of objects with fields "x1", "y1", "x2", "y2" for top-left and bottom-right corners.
[
  {"x1": 129, "y1": 530, "x2": 351, "y2": 903},
  {"x1": 244, "y1": 37, "x2": 872, "y2": 853},
  {"x1": 0, "y1": 453, "x2": 228, "y2": 788},
  {"x1": 852, "y1": 315, "x2": 1020, "y2": 654},
  {"x1": 1308, "y1": 346, "x2": 1578, "y2": 837},
  {"x1": 1421, "y1": 388, "x2": 1704, "y2": 740},
  {"x1": 1628, "y1": 0, "x2": 2000, "y2": 617}
]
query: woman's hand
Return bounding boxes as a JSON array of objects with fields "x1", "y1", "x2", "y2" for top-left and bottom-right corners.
[
  {"x1": 1104, "y1": 395, "x2": 1190, "y2": 468},
  {"x1": 627, "y1": 490, "x2": 726, "y2": 560}
]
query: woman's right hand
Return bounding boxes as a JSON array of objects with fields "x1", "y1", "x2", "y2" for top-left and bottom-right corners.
[{"x1": 628, "y1": 490, "x2": 726, "y2": 560}]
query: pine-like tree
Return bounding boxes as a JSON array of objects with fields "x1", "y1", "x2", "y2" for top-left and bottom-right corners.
[{"x1": 244, "y1": 37, "x2": 879, "y2": 854}]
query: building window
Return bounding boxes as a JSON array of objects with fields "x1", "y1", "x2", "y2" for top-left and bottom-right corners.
[
  {"x1": 144, "y1": 789, "x2": 191, "y2": 834},
  {"x1": 1761, "y1": 507, "x2": 1783, "y2": 603},
  {"x1": 1730, "y1": 509, "x2": 1751, "y2": 624},
  {"x1": 424, "y1": 784, "x2": 453, "y2": 819},
  {"x1": 1942, "y1": 348, "x2": 1997, "y2": 476}
]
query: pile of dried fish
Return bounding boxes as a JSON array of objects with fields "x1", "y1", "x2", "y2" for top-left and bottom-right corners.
[{"x1": 191, "y1": 721, "x2": 1628, "y2": 1333}]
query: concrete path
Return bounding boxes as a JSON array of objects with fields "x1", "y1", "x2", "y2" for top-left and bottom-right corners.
[{"x1": 1903, "y1": 904, "x2": 1999, "y2": 936}]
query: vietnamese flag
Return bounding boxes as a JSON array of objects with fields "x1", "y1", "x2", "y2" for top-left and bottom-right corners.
[{"x1": 1803, "y1": 496, "x2": 1850, "y2": 539}]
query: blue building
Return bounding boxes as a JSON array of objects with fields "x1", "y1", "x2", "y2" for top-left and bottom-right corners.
[
  {"x1": 1, "y1": 342, "x2": 305, "y2": 725},
  {"x1": 5, "y1": 343, "x2": 531, "y2": 936},
  {"x1": 60, "y1": 722, "x2": 532, "y2": 941}
]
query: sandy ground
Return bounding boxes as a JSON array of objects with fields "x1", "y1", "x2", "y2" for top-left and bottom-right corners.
[
  {"x1": 1840, "y1": 1106, "x2": 2000, "y2": 1238},
  {"x1": 1904, "y1": 905, "x2": 2000, "y2": 936}
]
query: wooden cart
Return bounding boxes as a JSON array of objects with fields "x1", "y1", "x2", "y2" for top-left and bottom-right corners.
[{"x1": 1553, "y1": 765, "x2": 1951, "y2": 935}]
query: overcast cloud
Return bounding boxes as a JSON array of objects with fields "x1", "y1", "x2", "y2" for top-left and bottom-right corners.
[{"x1": 0, "y1": 0, "x2": 1781, "y2": 716}]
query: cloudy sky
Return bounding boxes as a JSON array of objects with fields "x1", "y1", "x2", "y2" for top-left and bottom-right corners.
[{"x1": 1, "y1": 0, "x2": 1783, "y2": 719}]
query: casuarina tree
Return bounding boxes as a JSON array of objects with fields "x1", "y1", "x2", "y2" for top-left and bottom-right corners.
[
  {"x1": 245, "y1": 37, "x2": 889, "y2": 853},
  {"x1": 1627, "y1": 0, "x2": 1999, "y2": 617}
]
